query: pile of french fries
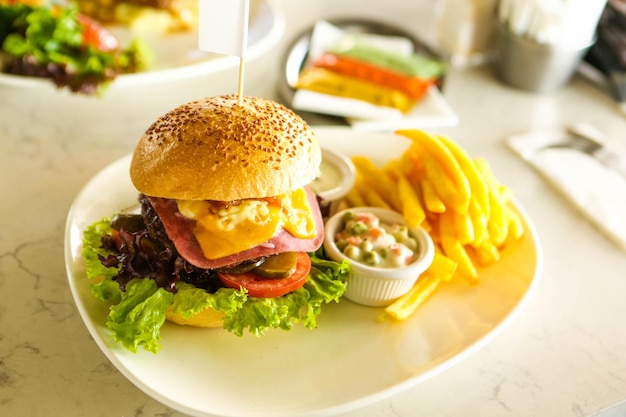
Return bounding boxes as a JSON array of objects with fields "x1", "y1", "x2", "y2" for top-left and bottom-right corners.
[{"x1": 341, "y1": 129, "x2": 524, "y2": 320}]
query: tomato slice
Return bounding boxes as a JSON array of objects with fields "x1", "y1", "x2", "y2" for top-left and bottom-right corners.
[
  {"x1": 110, "y1": 230, "x2": 122, "y2": 249},
  {"x1": 217, "y1": 252, "x2": 312, "y2": 298},
  {"x1": 77, "y1": 14, "x2": 119, "y2": 52}
]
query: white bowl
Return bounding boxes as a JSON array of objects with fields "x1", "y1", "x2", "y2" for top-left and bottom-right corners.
[
  {"x1": 324, "y1": 207, "x2": 435, "y2": 307},
  {"x1": 308, "y1": 147, "x2": 356, "y2": 216}
]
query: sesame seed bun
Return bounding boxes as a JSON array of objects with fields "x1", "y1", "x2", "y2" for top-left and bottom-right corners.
[{"x1": 130, "y1": 94, "x2": 321, "y2": 201}]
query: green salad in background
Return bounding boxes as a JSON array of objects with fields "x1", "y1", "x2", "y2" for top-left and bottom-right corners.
[{"x1": 0, "y1": 1, "x2": 149, "y2": 94}]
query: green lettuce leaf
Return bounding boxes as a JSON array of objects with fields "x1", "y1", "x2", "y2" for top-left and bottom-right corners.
[
  {"x1": 83, "y1": 219, "x2": 172, "y2": 352},
  {"x1": 82, "y1": 218, "x2": 122, "y2": 304},
  {"x1": 107, "y1": 278, "x2": 173, "y2": 353},
  {"x1": 300, "y1": 249, "x2": 351, "y2": 327}
]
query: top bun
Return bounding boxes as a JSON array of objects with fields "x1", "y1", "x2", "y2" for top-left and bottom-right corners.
[{"x1": 130, "y1": 95, "x2": 321, "y2": 201}]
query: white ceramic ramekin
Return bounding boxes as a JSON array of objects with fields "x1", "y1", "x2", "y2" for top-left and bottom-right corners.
[
  {"x1": 309, "y1": 147, "x2": 356, "y2": 216},
  {"x1": 323, "y1": 207, "x2": 435, "y2": 307}
]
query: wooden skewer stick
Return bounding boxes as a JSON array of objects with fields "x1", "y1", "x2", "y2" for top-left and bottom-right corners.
[{"x1": 237, "y1": 56, "x2": 245, "y2": 106}]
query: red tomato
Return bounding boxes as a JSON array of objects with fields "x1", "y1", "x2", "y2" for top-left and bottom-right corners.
[
  {"x1": 217, "y1": 252, "x2": 312, "y2": 298},
  {"x1": 77, "y1": 15, "x2": 119, "y2": 52},
  {"x1": 110, "y1": 230, "x2": 122, "y2": 249}
]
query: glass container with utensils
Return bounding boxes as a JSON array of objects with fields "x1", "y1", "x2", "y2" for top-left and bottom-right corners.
[
  {"x1": 493, "y1": 23, "x2": 595, "y2": 93},
  {"x1": 493, "y1": 0, "x2": 607, "y2": 92},
  {"x1": 434, "y1": 0, "x2": 500, "y2": 67}
]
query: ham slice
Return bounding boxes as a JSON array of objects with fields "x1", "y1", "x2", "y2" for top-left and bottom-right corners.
[{"x1": 147, "y1": 189, "x2": 324, "y2": 269}]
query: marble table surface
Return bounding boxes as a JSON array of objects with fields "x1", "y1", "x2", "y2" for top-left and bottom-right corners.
[{"x1": 2, "y1": 1, "x2": 626, "y2": 416}]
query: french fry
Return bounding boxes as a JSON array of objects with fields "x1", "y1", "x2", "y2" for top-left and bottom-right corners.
[
  {"x1": 474, "y1": 158, "x2": 509, "y2": 246},
  {"x1": 344, "y1": 186, "x2": 367, "y2": 208},
  {"x1": 439, "y1": 210, "x2": 478, "y2": 283},
  {"x1": 398, "y1": 130, "x2": 465, "y2": 185},
  {"x1": 362, "y1": 189, "x2": 392, "y2": 210},
  {"x1": 438, "y1": 135, "x2": 490, "y2": 217},
  {"x1": 419, "y1": 216, "x2": 433, "y2": 233},
  {"x1": 505, "y1": 205, "x2": 524, "y2": 241},
  {"x1": 427, "y1": 213, "x2": 441, "y2": 244},
  {"x1": 409, "y1": 173, "x2": 433, "y2": 233},
  {"x1": 470, "y1": 240, "x2": 501, "y2": 266},
  {"x1": 474, "y1": 157, "x2": 498, "y2": 189},
  {"x1": 415, "y1": 148, "x2": 468, "y2": 213},
  {"x1": 499, "y1": 185, "x2": 513, "y2": 203},
  {"x1": 451, "y1": 210, "x2": 474, "y2": 246},
  {"x1": 384, "y1": 274, "x2": 441, "y2": 320},
  {"x1": 384, "y1": 253, "x2": 457, "y2": 320},
  {"x1": 468, "y1": 198, "x2": 488, "y2": 247},
  {"x1": 397, "y1": 130, "x2": 471, "y2": 212},
  {"x1": 428, "y1": 251, "x2": 458, "y2": 282},
  {"x1": 447, "y1": 249, "x2": 478, "y2": 284},
  {"x1": 392, "y1": 168, "x2": 426, "y2": 227},
  {"x1": 420, "y1": 178, "x2": 446, "y2": 213},
  {"x1": 385, "y1": 151, "x2": 416, "y2": 177},
  {"x1": 354, "y1": 177, "x2": 391, "y2": 209},
  {"x1": 487, "y1": 191, "x2": 508, "y2": 246},
  {"x1": 474, "y1": 158, "x2": 512, "y2": 207},
  {"x1": 352, "y1": 156, "x2": 402, "y2": 211},
  {"x1": 387, "y1": 166, "x2": 432, "y2": 231}
]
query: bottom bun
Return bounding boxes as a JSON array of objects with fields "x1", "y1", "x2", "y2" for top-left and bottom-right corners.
[{"x1": 166, "y1": 307, "x2": 224, "y2": 328}]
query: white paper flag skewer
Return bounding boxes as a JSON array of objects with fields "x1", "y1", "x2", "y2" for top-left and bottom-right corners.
[{"x1": 198, "y1": 0, "x2": 250, "y2": 105}]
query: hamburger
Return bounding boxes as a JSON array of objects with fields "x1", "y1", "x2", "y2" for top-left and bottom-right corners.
[{"x1": 82, "y1": 95, "x2": 349, "y2": 353}]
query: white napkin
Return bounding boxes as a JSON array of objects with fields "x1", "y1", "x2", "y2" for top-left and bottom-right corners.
[
  {"x1": 507, "y1": 126, "x2": 626, "y2": 252},
  {"x1": 292, "y1": 89, "x2": 404, "y2": 121}
]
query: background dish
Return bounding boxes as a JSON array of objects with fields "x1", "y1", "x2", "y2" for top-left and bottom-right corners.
[
  {"x1": 65, "y1": 128, "x2": 541, "y2": 417},
  {"x1": 278, "y1": 20, "x2": 459, "y2": 130},
  {"x1": 0, "y1": 0, "x2": 278, "y2": 88},
  {"x1": 0, "y1": 0, "x2": 283, "y2": 142}
]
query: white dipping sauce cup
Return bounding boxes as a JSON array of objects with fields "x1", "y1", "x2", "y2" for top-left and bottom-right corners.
[{"x1": 324, "y1": 207, "x2": 435, "y2": 307}]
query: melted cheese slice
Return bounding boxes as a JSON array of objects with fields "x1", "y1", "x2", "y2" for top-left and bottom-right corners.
[{"x1": 177, "y1": 188, "x2": 317, "y2": 260}]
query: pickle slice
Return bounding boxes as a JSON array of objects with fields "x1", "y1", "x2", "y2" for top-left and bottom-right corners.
[
  {"x1": 215, "y1": 258, "x2": 266, "y2": 274},
  {"x1": 254, "y1": 252, "x2": 298, "y2": 278}
]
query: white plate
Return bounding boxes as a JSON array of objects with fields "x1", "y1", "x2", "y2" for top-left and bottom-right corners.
[
  {"x1": 279, "y1": 20, "x2": 459, "y2": 131},
  {"x1": 65, "y1": 128, "x2": 542, "y2": 417},
  {"x1": 0, "y1": 0, "x2": 283, "y2": 88}
]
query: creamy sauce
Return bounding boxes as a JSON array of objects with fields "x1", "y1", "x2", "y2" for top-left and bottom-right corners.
[
  {"x1": 309, "y1": 158, "x2": 343, "y2": 195},
  {"x1": 334, "y1": 211, "x2": 418, "y2": 268}
]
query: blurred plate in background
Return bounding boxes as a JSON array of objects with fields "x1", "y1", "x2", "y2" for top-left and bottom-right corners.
[
  {"x1": 0, "y1": 0, "x2": 279, "y2": 88},
  {"x1": 278, "y1": 19, "x2": 458, "y2": 131},
  {"x1": 0, "y1": 0, "x2": 284, "y2": 143}
]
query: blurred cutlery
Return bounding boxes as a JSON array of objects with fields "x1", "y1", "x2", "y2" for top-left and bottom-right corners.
[{"x1": 539, "y1": 124, "x2": 626, "y2": 178}]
